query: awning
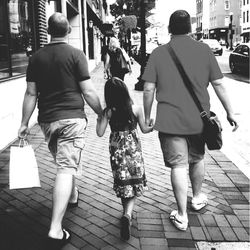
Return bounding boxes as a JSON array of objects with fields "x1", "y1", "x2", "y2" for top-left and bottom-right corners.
[
  {"x1": 87, "y1": 4, "x2": 102, "y2": 28},
  {"x1": 240, "y1": 31, "x2": 250, "y2": 36}
]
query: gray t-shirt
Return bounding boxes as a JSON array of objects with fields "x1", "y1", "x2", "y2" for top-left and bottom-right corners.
[{"x1": 142, "y1": 35, "x2": 223, "y2": 135}]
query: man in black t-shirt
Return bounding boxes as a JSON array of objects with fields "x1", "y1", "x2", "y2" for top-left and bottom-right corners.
[{"x1": 18, "y1": 13, "x2": 102, "y2": 247}]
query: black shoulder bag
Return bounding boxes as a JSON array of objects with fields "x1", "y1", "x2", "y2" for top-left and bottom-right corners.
[{"x1": 166, "y1": 44, "x2": 222, "y2": 150}]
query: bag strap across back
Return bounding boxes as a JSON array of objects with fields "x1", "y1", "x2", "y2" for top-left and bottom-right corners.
[{"x1": 166, "y1": 43, "x2": 208, "y2": 119}]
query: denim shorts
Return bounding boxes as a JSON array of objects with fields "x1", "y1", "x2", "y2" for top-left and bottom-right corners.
[
  {"x1": 40, "y1": 118, "x2": 87, "y2": 175},
  {"x1": 158, "y1": 132, "x2": 205, "y2": 169}
]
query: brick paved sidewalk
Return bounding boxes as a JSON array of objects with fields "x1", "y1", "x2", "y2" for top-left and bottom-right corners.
[{"x1": 0, "y1": 63, "x2": 249, "y2": 250}]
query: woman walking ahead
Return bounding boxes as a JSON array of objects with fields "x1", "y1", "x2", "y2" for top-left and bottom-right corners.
[{"x1": 96, "y1": 77, "x2": 154, "y2": 240}]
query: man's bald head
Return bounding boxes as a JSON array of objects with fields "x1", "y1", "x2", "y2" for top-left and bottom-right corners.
[{"x1": 48, "y1": 12, "x2": 71, "y2": 37}]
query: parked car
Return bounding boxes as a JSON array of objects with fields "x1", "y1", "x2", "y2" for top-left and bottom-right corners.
[
  {"x1": 200, "y1": 39, "x2": 223, "y2": 56},
  {"x1": 229, "y1": 43, "x2": 249, "y2": 74}
]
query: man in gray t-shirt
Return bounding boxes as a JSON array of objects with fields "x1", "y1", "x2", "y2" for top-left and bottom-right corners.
[
  {"x1": 143, "y1": 10, "x2": 238, "y2": 231},
  {"x1": 18, "y1": 13, "x2": 102, "y2": 247}
]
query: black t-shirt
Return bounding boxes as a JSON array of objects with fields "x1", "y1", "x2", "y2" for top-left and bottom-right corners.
[
  {"x1": 26, "y1": 42, "x2": 90, "y2": 123},
  {"x1": 101, "y1": 45, "x2": 108, "y2": 61},
  {"x1": 107, "y1": 48, "x2": 123, "y2": 75}
]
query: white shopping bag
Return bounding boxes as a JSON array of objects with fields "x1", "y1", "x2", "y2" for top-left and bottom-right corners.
[{"x1": 9, "y1": 140, "x2": 41, "y2": 189}]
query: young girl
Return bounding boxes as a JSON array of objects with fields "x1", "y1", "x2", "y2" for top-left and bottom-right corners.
[{"x1": 96, "y1": 77, "x2": 154, "y2": 240}]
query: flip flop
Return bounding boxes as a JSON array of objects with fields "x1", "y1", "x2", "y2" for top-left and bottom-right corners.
[
  {"x1": 169, "y1": 210, "x2": 188, "y2": 231},
  {"x1": 120, "y1": 214, "x2": 131, "y2": 240},
  {"x1": 47, "y1": 228, "x2": 71, "y2": 249},
  {"x1": 191, "y1": 193, "x2": 208, "y2": 211}
]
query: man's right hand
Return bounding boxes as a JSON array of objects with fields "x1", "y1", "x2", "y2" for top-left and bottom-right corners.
[
  {"x1": 227, "y1": 114, "x2": 239, "y2": 132},
  {"x1": 18, "y1": 125, "x2": 29, "y2": 139}
]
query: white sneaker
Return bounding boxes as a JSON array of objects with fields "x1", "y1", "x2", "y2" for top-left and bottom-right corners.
[
  {"x1": 191, "y1": 193, "x2": 208, "y2": 211},
  {"x1": 169, "y1": 210, "x2": 188, "y2": 231}
]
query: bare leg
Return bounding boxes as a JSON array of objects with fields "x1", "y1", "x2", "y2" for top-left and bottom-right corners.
[
  {"x1": 171, "y1": 167, "x2": 188, "y2": 217},
  {"x1": 121, "y1": 197, "x2": 136, "y2": 217},
  {"x1": 48, "y1": 173, "x2": 73, "y2": 239},
  {"x1": 69, "y1": 175, "x2": 78, "y2": 203},
  {"x1": 189, "y1": 160, "x2": 205, "y2": 198}
]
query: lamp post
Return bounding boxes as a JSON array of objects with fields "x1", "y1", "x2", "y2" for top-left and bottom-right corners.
[
  {"x1": 135, "y1": 0, "x2": 147, "y2": 91},
  {"x1": 229, "y1": 12, "x2": 233, "y2": 50}
]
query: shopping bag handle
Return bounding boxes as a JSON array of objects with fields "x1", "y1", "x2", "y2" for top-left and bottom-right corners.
[{"x1": 19, "y1": 138, "x2": 28, "y2": 147}]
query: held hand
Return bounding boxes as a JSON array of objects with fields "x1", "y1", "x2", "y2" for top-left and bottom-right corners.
[
  {"x1": 149, "y1": 118, "x2": 154, "y2": 127},
  {"x1": 145, "y1": 118, "x2": 151, "y2": 126},
  {"x1": 145, "y1": 118, "x2": 154, "y2": 133},
  {"x1": 227, "y1": 115, "x2": 239, "y2": 132},
  {"x1": 18, "y1": 125, "x2": 29, "y2": 139}
]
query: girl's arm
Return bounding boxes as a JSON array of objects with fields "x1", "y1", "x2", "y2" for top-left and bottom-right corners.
[
  {"x1": 96, "y1": 109, "x2": 111, "y2": 137},
  {"x1": 133, "y1": 105, "x2": 154, "y2": 133}
]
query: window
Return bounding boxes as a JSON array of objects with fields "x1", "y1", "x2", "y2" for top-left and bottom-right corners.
[
  {"x1": 225, "y1": 16, "x2": 230, "y2": 26},
  {"x1": 0, "y1": 0, "x2": 34, "y2": 80},
  {"x1": 8, "y1": 0, "x2": 33, "y2": 76},
  {"x1": 243, "y1": 11, "x2": 245, "y2": 23},
  {"x1": 235, "y1": 45, "x2": 242, "y2": 54},
  {"x1": 242, "y1": 46, "x2": 249, "y2": 56},
  {"x1": 224, "y1": 0, "x2": 230, "y2": 10},
  {"x1": 247, "y1": 11, "x2": 249, "y2": 22},
  {"x1": 0, "y1": 1, "x2": 9, "y2": 79}
]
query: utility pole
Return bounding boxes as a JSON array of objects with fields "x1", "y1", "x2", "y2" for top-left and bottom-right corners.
[{"x1": 229, "y1": 12, "x2": 234, "y2": 50}]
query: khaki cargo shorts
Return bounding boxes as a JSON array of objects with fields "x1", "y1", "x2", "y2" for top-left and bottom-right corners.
[
  {"x1": 158, "y1": 132, "x2": 205, "y2": 169},
  {"x1": 40, "y1": 118, "x2": 87, "y2": 175}
]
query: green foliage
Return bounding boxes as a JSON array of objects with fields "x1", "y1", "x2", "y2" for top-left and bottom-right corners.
[
  {"x1": 109, "y1": 0, "x2": 155, "y2": 38},
  {"x1": 110, "y1": 0, "x2": 155, "y2": 20},
  {"x1": 119, "y1": 15, "x2": 137, "y2": 34}
]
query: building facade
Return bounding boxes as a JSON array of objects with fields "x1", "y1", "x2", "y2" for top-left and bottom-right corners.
[
  {"x1": 241, "y1": 0, "x2": 250, "y2": 42},
  {"x1": 0, "y1": 0, "x2": 110, "y2": 151},
  {"x1": 196, "y1": 0, "x2": 210, "y2": 39},
  {"x1": 209, "y1": 0, "x2": 241, "y2": 45}
]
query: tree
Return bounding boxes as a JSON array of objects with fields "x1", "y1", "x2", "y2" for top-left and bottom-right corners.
[
  {"x1": 110, "y1": 0, "x2": 156, "y2": 90},
  {"x1": 118, "y1": 15, "x2": 137, "y2": 35},
  {"x1": 110, "y1": 0, "x2": 155, "y2": 27}
]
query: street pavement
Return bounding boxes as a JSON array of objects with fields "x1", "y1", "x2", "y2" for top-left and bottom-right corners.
[
  {"x1": 210, "y1": 49, "x2": 250, "y2": 179},
  {"x1": 0, "y1": 62, "x2": 249, "y2": 250}
]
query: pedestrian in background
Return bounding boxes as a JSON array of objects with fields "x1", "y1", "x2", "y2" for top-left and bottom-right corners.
[
  {"x1": 104, "y1": 37, "x2": 132, "y2": 80},
  {"x1": 96, "y1": 77, "x2": 153, "y2": 240},
  {"x1": 142, "y1": 10, "x2": 238, "y2": 231},
  {"x1": 18, "y1": 12, "x2": 102, "y2": 249},
  {"x1": 101, "y1": 42, "x2": 109, "y2": 79}
]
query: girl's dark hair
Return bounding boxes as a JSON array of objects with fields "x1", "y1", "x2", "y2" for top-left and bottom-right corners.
[
  {"x1": 168, "y1": 10, "x2": 191, "y2": 35},
  {"x1": 104, "y1": 77, "x2": 134, "y2": 125}
]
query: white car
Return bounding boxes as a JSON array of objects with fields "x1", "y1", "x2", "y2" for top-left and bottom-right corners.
[{"x1": 200, "y1": 39, "x2": 223, "y2": 56}]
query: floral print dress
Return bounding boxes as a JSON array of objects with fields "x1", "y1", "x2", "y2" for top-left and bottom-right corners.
[{"x1": 109, "y1": 113, "x2": 148, "y2": 198}]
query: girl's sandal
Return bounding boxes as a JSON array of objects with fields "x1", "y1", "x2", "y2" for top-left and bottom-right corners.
[{"x1": 120, "y1": 214, "x2": 131, "y2": 240}]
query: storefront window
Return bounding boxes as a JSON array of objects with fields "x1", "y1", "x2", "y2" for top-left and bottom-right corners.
[
  {"x1": 0, "y1": 1, "x2": 10, "y2": 79},
  {"x1": 0, "y1": 0, "x2": 33, "y2": 80},
  {"x1": 8, "y1": 0, "x2": 33, "y2": 76}
]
